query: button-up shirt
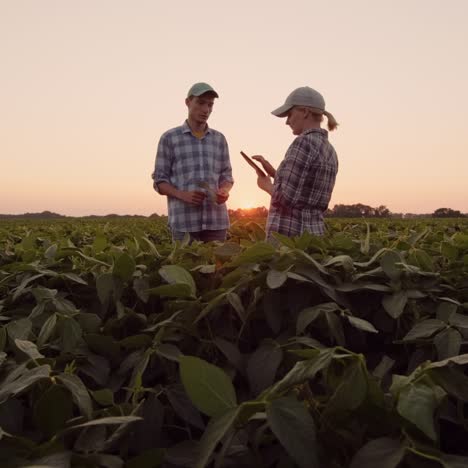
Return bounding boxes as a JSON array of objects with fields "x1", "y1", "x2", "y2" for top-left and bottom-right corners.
[
  {"x1": 152, "y1": 121, "x2": 234, "y2": 232},
  {"x1": 266, "y1": 128, "x2": 338, "y2": 238}
]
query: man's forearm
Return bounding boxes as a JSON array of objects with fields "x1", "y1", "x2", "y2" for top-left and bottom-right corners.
[{"x1": 156, "y1": 181, "x2": 182, "y2": 200}]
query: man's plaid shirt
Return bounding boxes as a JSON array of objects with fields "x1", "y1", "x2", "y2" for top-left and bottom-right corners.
[
  {"x1": 152, "y1": 121, "x2": 234, "y2": 232},
  {"x1": 266, "y1": 128, "x2": 338, "y2": 238}
]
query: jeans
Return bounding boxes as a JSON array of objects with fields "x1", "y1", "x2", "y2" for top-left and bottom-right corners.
[{"x1": 172, "y1": 229, "x2": 227, "y2": 243}]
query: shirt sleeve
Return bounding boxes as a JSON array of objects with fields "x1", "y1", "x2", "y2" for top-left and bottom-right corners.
[
  {"x1": 271, "y1": 136, "x2": 317, "y2": 209},
  {"x1": 152, "y1": 133, "x2": 173, "y2": 193},
  {"x1": 218, "y1": 136, "x2": 234, "y2": 187}
]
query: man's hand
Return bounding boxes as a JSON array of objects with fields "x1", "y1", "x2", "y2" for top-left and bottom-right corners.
[
  {"x1": 179, "y1": 190, "x2": 206, "y2": 205},
  {"x1": 216, "y1": 188, "x2": 230, "y2": 204},
  {"x1": 257, "y1": 174, "x2": 274, "y2": 195}
]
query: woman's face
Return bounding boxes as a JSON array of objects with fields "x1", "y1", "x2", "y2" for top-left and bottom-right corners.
[{"x1": 285, "y1": 107, "x2": 307, "y2": 135}]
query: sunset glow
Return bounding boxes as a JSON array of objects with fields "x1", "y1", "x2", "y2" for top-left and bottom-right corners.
[{"x1": 1, "y1": 1, "x2": 467, "y2": 216}]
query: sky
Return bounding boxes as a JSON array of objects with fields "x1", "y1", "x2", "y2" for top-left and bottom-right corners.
[{"x1": 1, "y1": 0, "x2": 467, "y2": 216}]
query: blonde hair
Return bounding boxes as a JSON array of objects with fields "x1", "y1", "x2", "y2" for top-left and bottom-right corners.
[
  {"x1": 301, "y1": 106, "x2": 339, "y2": 131},
  {"x1": 323, "y1": 110, "x2": 339, "y2": 131}
]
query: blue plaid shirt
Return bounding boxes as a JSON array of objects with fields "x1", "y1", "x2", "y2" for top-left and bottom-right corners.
[
  {"x1": 266, "y1": 128, "x2": 338, "y2": 238},
  {"x1": 152, "y1": 121, "x2": 234, "y2": 232}
]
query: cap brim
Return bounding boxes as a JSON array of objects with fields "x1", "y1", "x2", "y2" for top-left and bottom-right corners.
[
  {"x1": 192, "y1": 89, "x2": 219, "y2": 98},
  {"x1": 271, "y1": 103, "x2": 292, "y2": 117}
]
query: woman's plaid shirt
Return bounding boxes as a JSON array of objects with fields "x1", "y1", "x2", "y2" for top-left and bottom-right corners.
[
  {"x1": 266, "y1": 128, "x2": 338, "y2": 238},
  {"x1": 152, "y1": 121, "x2": 234, "y2": 232}
]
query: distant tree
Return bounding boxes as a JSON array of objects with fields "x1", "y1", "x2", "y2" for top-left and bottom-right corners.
[
  {"x1": 328, "y1": 204, "x2": 392, "y2": 218},
  {"x1": 432, "y1": 207, "x2": 463, "y2": 218},
  {"x1": 375, "y1": 205, "x2": 391, "y2": 218}
]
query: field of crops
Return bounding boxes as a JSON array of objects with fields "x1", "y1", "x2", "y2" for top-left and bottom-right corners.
[{"x1": 1, "y1": 217, "x2": 468, "y2": 468}]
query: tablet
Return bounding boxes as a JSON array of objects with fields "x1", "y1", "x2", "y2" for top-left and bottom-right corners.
[{"x1": 240, "y1": 151, "x2": 266, "y2": 177}]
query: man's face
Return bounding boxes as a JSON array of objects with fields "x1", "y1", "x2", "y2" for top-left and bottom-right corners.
[
  {"x1": 285, "y1": 106, "x2": 307, "y2": 135},
  {"x1": 186, "y1": 93, "x2": 216, "y2": 124}
]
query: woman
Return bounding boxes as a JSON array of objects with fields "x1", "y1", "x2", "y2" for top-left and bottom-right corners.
[{"x1": 253, "y1": 86, "x2": 339, "y2": 239}]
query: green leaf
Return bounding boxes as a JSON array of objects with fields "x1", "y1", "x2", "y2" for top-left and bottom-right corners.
[
  {"x1": 441, "y1": 241, "x2": 458, "y2": 260},
  {"x1": 66, "y1": 415, "x2": 141, "y2": 431},
  {"x1": 214, "y1": 337, "x2": 244, "y2": 374},
  {"x1": 264, "y1": 348, "x2": 334, "y2": 398},
  {"x1": 133, "y1": 277, "x2": 150, "y2": 302},
  {"x1": 226, "y1": 292, "x2": 245, "y2": 321},
  {"x1": 91, "y1": 389, "x2": 115, "y2": 406},
  {"x1": 382, "y1": 291, "x2": 408, "y2": 319},
  {"x1": 120, "y1": 334, "x2": 152, "y2": 350},
  {"x1": 350, "y1": 437, "x2": 405, "y2": 468},
  {"x1": 179, "y1": 355, "x2": 237, "y2": 417},
  {"x1": 159, "y1": 265, "x2": 196, "y2": 296},
  {"x1": 0, "y1": 365, "x2": 51, "y2": 402},
  {"x1": 323, "y1": 254, "x2": 354, "y2": 271},
  {"x1": 434, "y1": 328, "x2": 462, "y2": 360},
  {"x1": 448, "y1": 312, "x2": 468, "y2": 329},
  {"x1": 397, "y1": 383, "x2": 438, "y2": 440},
  {"x1": 113, "y1": 252, "x2": 136, "y2": 282},
  {"x1": 147, "y1": 283, "x2": 194, "y2": 298},
  {"x1": 430, "y1": 367, "x2": 468, "y2": 402},
  {"x1": 7, "y1": 318, "x2": 32, "y2": 341},
  {"x1": 247, "y1": 342, "x2": 283, "y2": 395},
  {"x1": 37, "y1": 313, "x2": 57, "y2": 347},
  {"x1": 380, "y1": 250, "x2": 402, "y2": 280},
  {"x1": 441, "y1": 454, "x2": 468, "y2": 468},
  {"x1": 25, "y1": 452, "x2": 71, "y2": 468},
  {"x1": 360, "y1": 223, "x2": 371, "y2": 255},
  {"x1": 166, "y1": 384, "x2": 205, "y2": 430},
  {"x1": 126, "y1": 449, "x2": 165, "y2": 468},
  {"x1": 0, "y1": 327, "x2": 6, "y2": 352},
  {"x1": 427, "y1": 353, "x2": 468, "y2": 369},
  {"x1": 214, "y1": 242, "x2": 243, "y2": 258},
  {"x1": 272, "y1": 232, "x2": 296, "y2": 248},
  {"x1": 192, "y1": 264, "x2": 216, "y2": 274},
  {"x1": 60, "y1": 317, "x2": 82, "y2": 354},
  {"x1": 84, "y1": 334, "x2": 120, "y2": 361},
  {"x1": 156, "y1": 343, "x2": 182, "y2": 362},
  {"x1": 403, "y1": 319, "x2": 446, "y2": 341},
  {"x1": 61, "y1": 272, "x2": 88, "y2": 285},
  {"x1": 34, "y1": 384, "x2": 73, "y2": 436},
  {"x1": 229, "y1": 242, "x2": 276, "y2": 266},
  {"x1": 347, "y1": 315, "x2": 378, "y2": 333},
  {"x1": 195, "y1": 291, "x2": 230, "y2": 323},
  {"x1": 96, "y1": 273, "x2": 115, "y2": 304},
  {"x1": 93, "y1": 234, "x2": 107, "y2": 252},
  {"x1": 195, "y1": 407, "x2": 239, "y2": 468},
  {"x1": 297, "y1": 303, "x2": 338, "y2": 334},
  {"x1": 267, "y1": 396, "x2": 319, "y2": 468},
  {"x1": 326, "y1": 311, "x2": 345, "y2": 346},
  {"x1": 75, "y1": 313, "x2": 101, "y2": 334},
  {"x1": 408, "y1": 248, "x2": 434, "y2": 271},
  {"x1": 14, "y1": 339, "x2": 44, "y2": 360},
  {"x1": 323, "y1": 360, "x2": 367, "y2": 417},
  {"x1": 267, "y1": 269, "x2": 288, "y2": 289},
  {"x1": 56, "y1": 373, "x2": 93, "y2": 419}
]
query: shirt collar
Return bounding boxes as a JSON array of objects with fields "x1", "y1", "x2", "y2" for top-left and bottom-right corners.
[
  {"x1": 302, "y1": 128, "x2": 328, "y2": 137},
  {"x1": 182, "y1": 120, "x2": 212, "y2": 136}
]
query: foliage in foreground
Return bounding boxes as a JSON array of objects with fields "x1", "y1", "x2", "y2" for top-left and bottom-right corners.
[{"x1": 0, "y1": 217, "x2": 468, "y2": 467}]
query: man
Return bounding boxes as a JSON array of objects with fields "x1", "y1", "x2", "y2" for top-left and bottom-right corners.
[
  {"x1": 152, "y1": 82, "x2": 234, "y2": 242},
  {"x1": 253, "y1": 86, "x2": 339, "y2": 238}
]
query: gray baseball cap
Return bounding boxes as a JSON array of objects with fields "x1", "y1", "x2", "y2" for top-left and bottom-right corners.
[
  {"x1": 271, "y1": 86, "x2": 325, "y2": 117},
  {"x1": 187, "y1": 82, "x2": 219, "y2": 98}
]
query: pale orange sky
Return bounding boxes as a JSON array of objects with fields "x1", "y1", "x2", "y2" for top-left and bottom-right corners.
[{"x1": 1, "y1": 0, "x2": 467, "y2": 216}]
